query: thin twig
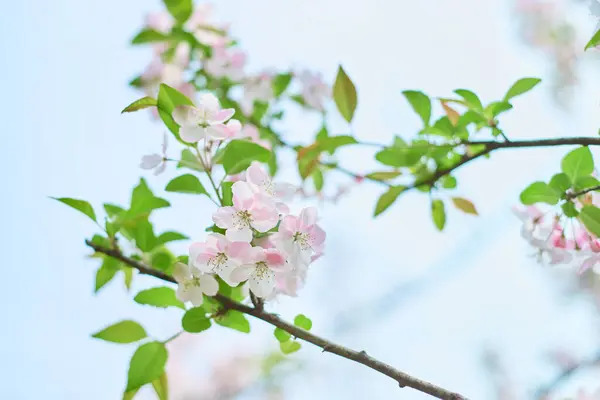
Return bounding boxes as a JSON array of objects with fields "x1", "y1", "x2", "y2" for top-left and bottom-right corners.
[
  {"x1": 85, "y1": 239, "x2": 468, "y2": 400},
  {"x1": 534, "y1": 350, "x2": 600, "y2": 399}
]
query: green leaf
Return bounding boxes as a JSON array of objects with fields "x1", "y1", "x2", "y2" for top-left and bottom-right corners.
[
  {"x1": 182, "y1": 307, "x2": 212, "y2": 333},
  {"x1": 126, "y1": 341, "x2": 168, "y2": 392},
  {"x1": 451, "y1": 197, "x2": 478, "y2": 215},
  {"x1": 580, "y1": 205, "x2": 600, "y2": 237},
  {"x1": 365, "y1": 171, "x2": 401, "y2": 181},
  {"x1": 485, "y1": 101, "x2": 513, "y2": 118},
  {"x1": 129, "y1": 76, "x2": 143, "y2": 88},
  {"x1": 561, "y1": 147, "x2": 594, "y2": 182},
  {"x1": 123, "y1": 267, "x2": 134, "y2": 291},
  {"x1": 222, "y1": 140, "x2": 271, "y2": 175},
  {"x1": 162, "y1": 0, "x2": 193, "y2": 23},
  {"x1": 132, "y1": 219, "x2": 157, "y2": 252},
  {"x1": 221, "y1": 182, "x2": 234, "y2": 206},
  {"x1": 157, "y1": 84, "x2": 195, "y2": 143},
  {"x1": 431, "y1": 199, "x2": 446, "y2": 231},
  {"x1": 215, "y1": 310, "x2": 251, "y2": 333},
  {"x1": 549, "y1": 173, "x2": 571, "y2": 195},
  {"x1": 51, "y1": 197, "x2": 96, "y2": 222},
  {"x1": 574, "y1": 176, "x2": 600, "y2": 191},
  {"x1": 333, "y1": 65, "x2": 358, "y2": 123},
  {"x1": 562, "y1": 201, "x2": 579, "y2": 218},
  {"x1": 375, "y1": 147, "x2": 424, "y2": 168},
  {"x1": 104, "y1": 203, "x2": 125, "y2": 218},
  {"x1": 95, "y1": 257, "x2": 120, "y2": 293},
  {"x1": 165, "y1": 174, "x2": 207, "y2": 195},
  {"x1": 402, "y1": 90, "x2": 431, "y2": 126},
  {"x1": 152, "y1": 373, "x2": 169, "y2": 400},
  {"x1": 92, "y1": 320, "x2": 147, "y2": 344},
  {"x1": 274, "y1": 328, "x2": 291, "y2": 343},
  {"x1": 374, "y1": 186, "x2": 405, "y2": 217},
  {"x1": 441, "y1": 175, "x2": 457, "y2": 189},
  {"x1": 585, "y1": 28, "x2": 600, "y2": 50},
  {"x1": 131, "y1": 29, "x2": 168, "y2": 45},
  {"x1": 156, "y1": 231, "x2": 188, "y2": 245},
  {"x1": 122, "y1": 389, "x2": 138, "y2": 400},
  {"x1": 150, "y1": 248, "x2": 175, "y2": 271},
  {"x1": 122, "y1": 96, "x2": 157, "y2": 113},
  {"x1": 312, "y1": 168, "x2": 324, "y2": 191},
  {"x1": 293, "y1": 314, "x2": 312, "y2": 330},
  {"x1": 454, "y1": 89, "x2": 483, "y2": 111},
  {"x1": 319, "y1": 135, "x2": 357, "y2": 154},
  {"x1": 134, "y1": 287, "x2": 185, "y2": 309},
  {"x1": 177, "y1": 149, "x2": 204, "y2": 172},
  {"x1": 128, "y1": 179, "x2": 170, "y2": 218},
  {"x1": 520, "y1": 182, "x2": 560, "y2": 205},
  {"x1": 280, "y1": 340, "x2": 301, "y2": 354},
  {"x1": 272, "y1": 73, "x2": 292, "y2": 97},
  {"x1": 504, "y1": 77, "x2": 541, "y2": 101}
]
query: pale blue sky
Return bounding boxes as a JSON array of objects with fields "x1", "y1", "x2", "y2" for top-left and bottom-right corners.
[{"x1": 2, "y1": 0, "x2": 600, "y2": 399}]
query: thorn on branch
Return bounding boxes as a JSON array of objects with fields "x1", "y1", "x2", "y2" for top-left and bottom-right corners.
[
  {"x1": 322, "y1": 345, "x2": 333, "y2": 353},
  {"x1": 359, "y1": 350, "x2": 368, "y2": 357}
]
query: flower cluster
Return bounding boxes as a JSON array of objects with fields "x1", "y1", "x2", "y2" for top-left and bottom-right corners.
[
  {"x1": 174, "y1": 162, "x2": 325, "y2": 302},
  {"x1": 515, "y1": 196, "x2": 600, "y2": 274}
]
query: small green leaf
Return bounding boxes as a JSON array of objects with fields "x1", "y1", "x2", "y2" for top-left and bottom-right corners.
[
  {"x1": 123, "y1": 267, "x2": 133, "y2": 291},
  {"x1": 165, "y1": 174, "x2": 207, "y2": 195},
  {"x1": 574, "y1": 176, "x2": 600, "y2": 191},
  {"x1": 157, "y1": 84, "x2": 195, "y2": 143},
  {"x1": 504, "y1": 77, "x2": 542, "y2": 101},
  {"x1": 134, "y1": 287, "x2": 185, "y2": 309},
  {"x1": 374, "y1": 186, "x2": 405, "y2": 217},
  {"x1": 549, "y1": 173, "x2": 571, "y2": 195},
  {"x1": 280, "y1": 340, "x2": 301, "y2": 354},
  {"x1": 585, "y1": 28, "x2": 600, "y2": 50},
  {"x1": 318, "y1": 135, "x2": 357, "y2": 154},
  {"x1": 51, "y1": 197, "x2": 96, "y2": 222},
  {"x1": 441, "y1": 175, "x2": 457, "y2": 189},
  {"x1": 215, "y1": 310, "x2": 251, "y2": 333},
  {"x1": 402, "y1": 90, "x2": 431, "y2": 126},
  {"x1": 454, "y1": 89, "x2": 483, "y2": 111},
  {"x1": 92, "y1": 320, "x2": 147, "y2": 344},
  {"x1": 132, "y1": 219, "x2": 157, "y2": 252},
  {"x1": 365, "y1": 171, "x2": 401, "y2": 181},
  {"x1": 272, "y1": 73, "x2": 292, "y2": 97},
  {"x1": 128, "y1": 178, "x2": 170, "y2": 218},
  {"x1": 104, "y1": 203, "x2": 125, "y2": 217},
  {"x1": 122, "y1": 96, "x2": 157, "y2": 113},
  {"x1": 333, "y1": 65, "x2": 358, "y2": 123},
  {"x1": 274, "y1": 328, "x2": 291, "y2": 343},
  {"x1": 131, "y1": 29, "x2": 168, "y2": 45},
  {"x1": 150, "y1": 248, "x2": 175, "y2": 271},
  {"x1": 562, "y1": 201, "x2": 579, "y2": 218},
  {"x1": 293, "y1": 314, "x2": 312, "y2": 330},
  {"x1": 126, "y1": 341, "x2": 168, "y2": 392},
  {"x1": 312, "y1": 168, "x2": 324, "y2": 191},
  {"x1": 182, "y1": 307, "x2": 212, "y2": 333},
  {"x1": 123, "y1": 389, "x2": 138, "y2": 400},
  {"x1": 221, "y1": 182, "x2": 234, "y2": 206},
  {"x1": 152, "y1": 373, "x2": 169, "y2": 400},
  {"x1": 156, "y1": 231, "x2": 188, "y2": 245},
  {"x1": 222, "y1": 140, "x2": 271, "y2": 175},
  {"x1": 561, "y1": 147, "x2": 594, "y2": 182},
  {"x1": 580, "y1": 205, "x2": 600, "y2": 237},
  {"x1": 95, "y1": 258, "x2": 120, "y2": 293},
  {"x1": 162, "y1": 0, "x2": 193, "y2": 23},
  {"x1": 485, "y1": 101, "x2": 513, "y2": 117},
  {"x1": 431, "y1": 199, "x2": 446, "y2": 231},
  {"x1": 177, "y1": 149, "x2": 204, "y2": 172},
  {"x1": 520, "y1": 182, "x2": 560, "y2": 205},
  {"x1": 451, "y1": 197, "x2": 478, "y2": 215}
]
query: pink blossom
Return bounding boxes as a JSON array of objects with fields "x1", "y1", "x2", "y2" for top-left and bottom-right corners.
[
  {"x1": 238, "y1": 124, "x2": 271, "y2": 149},
  {"x1": 172, "y1": 93, "x2": 237, "y2": 143},
  {"x1": 189, "y1": 233, "x2": 251, "y2": 284},
  {"x1": 145, "y1": 11, "x2": 173, "y2": 33},
  {"x1": 230, "y1": 247, "x2": 287, "y2": 298},
  {"x1": 241, "y1": 73, "x2": 274, "y2": 115},
  {"x1": 204, "y1": 45, "x2": 246, "y2": 81},
  {"x1": 245, "y1": 162, "x2": 296, "y2": 213},
  {"x1": 296, "y1": 70, "x2": 330, "y2": 112},
  {"x1": 212, "y1": 181, "x2": 279, "y2": 242},
  {"x1": 220, "y1": 119, "x2": 242, "y2": 139},
  {"x1": 272, "y1": 207, "x2": 325, "y2": 267},
  {"x1": 172, "y1": 260, "x2": 219, "y2": 306}
]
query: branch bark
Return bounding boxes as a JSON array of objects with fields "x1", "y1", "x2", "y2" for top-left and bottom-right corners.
[{"x1": 85, "y1": 239, "x2": 468, "y2": 400}]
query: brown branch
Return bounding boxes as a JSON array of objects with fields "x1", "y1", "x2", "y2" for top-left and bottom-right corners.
[
  {"x1": 565, "y1": 185, "x2": 600, "y2": 201},
  {"x1": 85, "y1": 239, "x2": 468, "y2": 400}
]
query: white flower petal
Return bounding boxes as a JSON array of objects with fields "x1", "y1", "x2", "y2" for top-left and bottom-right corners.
[
  {"x1": 226, "y1": 226, "x2": 253, "y2": 242},
  {"x1": 153, "y1": 162, "x2": 167, "y2": 176},
  {"x1": 249, "y1": 270, "x2": 275, "y2": 298},
  {"x1": 199, "y1": 274, "x2": 219, "y2": 296},
  {"x1": 172, "y1": 105, "x2": 201, "y2": 127},
  {"x1": 187, "y1": 286, "x2": 205, "y2": 306},
  {"x1": 179, "y1": 125, "x2": 206, "y2": 143},
  {"x1": 199, "y1": 93, "x2": 220, "y2": 113},
  {"x1": 140, "y1": 154, "x2": 163, "y2": 169},
  {"x1": 173, "y1": 262, "x2": 190, "y2": 283}
]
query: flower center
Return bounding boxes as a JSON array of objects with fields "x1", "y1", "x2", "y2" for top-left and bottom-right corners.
[
  {"x1": 254, "y1": 261, "x2": 270, "y2": 279},
  {"x1": 184, "y1": 276, "x2": 201, "y2": 289},
  {"x1": 233, "y1": 210, "x2": 253, "y2": 229},
  {"x1": 208, "y1": 252, "x2": 228, "y2": 273},
  {"x1": 262, "y1": 179, "x2": 274, "y2": 195},
  {"x1": 293, "y1": 231, "x2": 311, "y2": 250}
]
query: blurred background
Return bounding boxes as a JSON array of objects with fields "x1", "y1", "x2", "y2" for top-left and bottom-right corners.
[{"x1": 2, "y1": 0, "x2": 600, "y2": 398}]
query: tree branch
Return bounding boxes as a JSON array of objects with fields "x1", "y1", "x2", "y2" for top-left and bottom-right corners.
[{"x1": 85, "y1": 239, "x2": 468, "y2": 400}]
